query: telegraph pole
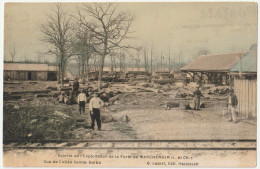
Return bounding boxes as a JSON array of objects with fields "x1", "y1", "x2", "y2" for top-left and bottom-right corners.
[
  {"x1": 150, "y1": 44, "x2": 153, "y2": 73},
  {"x1": 168, "y1": 45, "x2": 171, "y2": 71},
  {"x1": 161, "y1": 52, "x2": 163, "y2": 73}
]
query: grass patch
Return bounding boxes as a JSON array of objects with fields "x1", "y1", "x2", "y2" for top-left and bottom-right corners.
[{"x1": 3, "y1": 104, "x2": 78, "y2": 142}]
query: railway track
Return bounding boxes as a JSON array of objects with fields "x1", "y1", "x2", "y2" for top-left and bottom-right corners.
[{"x1": 3, "y1": 139, "x2": 256, "y2": 151}]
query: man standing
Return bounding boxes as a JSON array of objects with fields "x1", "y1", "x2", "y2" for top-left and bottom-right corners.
[
  {"x1": 89, "y1": 93, "x2": 104, "y2": 131},
  {"x1": 193, "y1": 86, "x2": 203, "y2": 110},
  {"x1": 77, "y1": 89, "x2": 87, "y2": 114},
  {"x1": 72, "y1": 79, "x2": 80, "y2": 96},
  {"x1": 228, "y1": 89, "x2": 238, "y2": 123}
]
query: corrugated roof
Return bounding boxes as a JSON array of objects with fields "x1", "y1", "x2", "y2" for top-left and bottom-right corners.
[
  {"x1": 180, "y1": 52, "x2": 246, "y2": 72},
  {"x1": 230, "y1": 44, "x2": 257, "y2": 73},
  {"x1": 4, "y1": 63, "x2": 57, "y2": 72}
]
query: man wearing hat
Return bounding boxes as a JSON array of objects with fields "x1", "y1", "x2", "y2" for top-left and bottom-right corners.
[
  {"x1": 228, "y1": 89, "x2": 238, "y2": 123},
  {"x1": 77, "y1": 89, "x2": 87, "y2": 114},
  {"x1": 89, "y1": 92, "x2": 104, "y2": 130}
]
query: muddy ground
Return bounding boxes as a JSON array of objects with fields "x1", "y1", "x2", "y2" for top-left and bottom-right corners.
[{"x1": 3, "y1": 81, "x2": 256, "y2": 141}]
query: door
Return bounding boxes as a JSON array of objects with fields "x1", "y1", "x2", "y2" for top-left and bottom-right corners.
[{"x1": 28, "y1": 72, "x2": 32, "y2": 80}]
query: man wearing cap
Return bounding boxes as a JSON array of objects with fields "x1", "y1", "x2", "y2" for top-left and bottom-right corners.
[
  {"x1": 228, "y1": 89, "x2": 238, "y2": 123},
  {"x1": 89, "y1": 93, "x2": 104, "y2": 130},
  {"x1": 77, "y1": 89, "x2": 87, "y2": 114}
]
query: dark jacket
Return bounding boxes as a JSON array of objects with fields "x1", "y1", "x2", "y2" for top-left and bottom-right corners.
[
  {"x1": 193, "y1": 89, "x2": 202, "y2": 98},
  {"x1": 73, "y1": 81, "x2": 79, "y2": 90},
  {"x1": 231, "y1": 94, "x2": 238, "y2": 107}
]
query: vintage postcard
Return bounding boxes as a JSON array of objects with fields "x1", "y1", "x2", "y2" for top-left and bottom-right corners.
[{"x1": 2, "y1": 1, "x2": 257, "y2": 167}]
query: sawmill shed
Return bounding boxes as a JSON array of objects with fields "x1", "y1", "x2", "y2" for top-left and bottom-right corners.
[
  {"x1": 4, "y1": 63, "x2": 58, "y2": 81},
  {"x1": 180, "y1": 51, "x2": 246, "y2": 85}
]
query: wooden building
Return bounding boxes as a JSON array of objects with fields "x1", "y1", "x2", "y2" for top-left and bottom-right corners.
[
  {"x1": 152, "y1": 68, "x2": 174, "y2": 79},
  {"x1": 229, "y1": 44, "x2": 257, "y2": 119},
  {"x1": 4, "y1": 63, "x2": 57, "y2": 81},
  {"x1": 125, "y1": 68, "x2": 149, "y2": 77},
  {"x1": 180, "y1": 52, "x2": 246, "y2": 85}
]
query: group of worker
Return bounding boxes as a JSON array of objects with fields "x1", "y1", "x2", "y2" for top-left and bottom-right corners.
[
  {"x1": 193, "y1": 86, "x2": 238, "y2": 123},
  {"x1": 73, "y1": 79, "x2": 104, "y2": 131},
  {"x1": 73, "y1": 77, "x2": 239, "y2": 130}
]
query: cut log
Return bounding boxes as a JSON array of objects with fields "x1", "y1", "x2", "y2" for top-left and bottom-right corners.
[
  {"x1": 109, "y1": 95, "x2": 119, "y2": 104},
  {"x1": 11, "y1": 90, "x2": 51, "y2": 94},
  {"x1": 5, "y1": 95, "x2": 22, "y2": 100},
  {"x1": 46, "y1": 86, "x2": 58, "y2": 90},
  {"x1": 35, "y1": 94, "x2": 53, "y2": 98},
  {"x1": 4, "y1": 82, "x2": 21, "y2": 85},
  {"x1": 166, "y1": 102, "x2": 180, "y2": 109},
  {"x1": 60, "y1": 88, "x2": 72, "y2": 91}
]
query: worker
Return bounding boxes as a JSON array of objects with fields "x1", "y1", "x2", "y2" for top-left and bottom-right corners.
[
  {"x1": 193, "y1": 86, "x2": 204, "y2": 110},
  {"x1": 77, "y1": 89, "x2": 87, "y2": 114},
  {"x1": 228, "y1": 89, "x2": 238, "y2": 123},
  {"x1": 89, "y1": 92, "x2": 104, "y2": 131},
  {"x1": 72, "y1": 79, "x2": 80, "y2": 97}
]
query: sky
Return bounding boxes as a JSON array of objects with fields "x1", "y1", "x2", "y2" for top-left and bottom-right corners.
[{"x1": 4, "y1": 2, "x2": 258, "y2": 65}]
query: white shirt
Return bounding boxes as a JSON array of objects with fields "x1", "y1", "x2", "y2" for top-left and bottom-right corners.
[
  {"x1": 89, "y1": 97, "x2": 104, "y2": 110},
  {"x1": 77, "y1": 93, "x2": 87, "y2": 102}
]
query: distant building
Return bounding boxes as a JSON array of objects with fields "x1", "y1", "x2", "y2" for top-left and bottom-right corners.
[
  {"x1": 180, "y1": 52, "x2": 246, "y2": 85},
  {"x1": 4, "y1": 63, "x2": 58, "y2": 81},
  {"x1": 229, "y1": 44, "x2": 257, "y2": 119},
  {"x1": 125, "y1": 68, "x2": 149, "y2": 77},
  {"x1": 89, "y1": 67, "x2": 122, "y2": 73},
  {"x1": 152, "y1": 68, "x2": 173, "y2": 78}
]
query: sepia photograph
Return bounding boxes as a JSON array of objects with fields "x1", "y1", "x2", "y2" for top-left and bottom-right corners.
[{"x1": 2, "y1": 1, "x2": 258, "y2": 167}]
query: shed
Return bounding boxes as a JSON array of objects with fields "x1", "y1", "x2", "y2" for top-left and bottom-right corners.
[
  {"x1": 180, "y1": 52, "x2": 246, "y2": 84},
  {"x1": 229, "y1": 44, "x2": 257, "y2": 119},
  {"x1": 4, "y1": 63, "x2": 58, "y2": 81}
]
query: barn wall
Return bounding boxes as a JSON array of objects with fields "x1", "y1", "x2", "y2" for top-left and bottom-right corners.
[
  {"x1": 37, "y1": 71, "x2": 47, "y2": 80},
  {"x1": 4, "y1": 71, "x2": 52, "y2": 81},
  {"x1": 234, "y1": 77, "x2": 257, "y2": 119},
  {"x1": 4, "y1": 71, "x2": 27, "y2": 80}
]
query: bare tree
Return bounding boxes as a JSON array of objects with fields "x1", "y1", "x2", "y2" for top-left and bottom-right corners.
[
  {"x1": 119, "y1": 51, "x2": 126, "y2": 72},
  {"x1": 143, "y1": 45, "x2": 149, "y2": 71},
  {"x1": 78, "y1": 3, "x2": 134, "y2": 89},
  {"x1": 9, "y1": 43, "x2": 16, "y2": 62},
  {"x1": 40, "y1": 4, "x2": 74, "y2": 87},
  {"x1": 136, "y1": 47, "x2": 141, "y2": 69},
  {"x1": 73, "y1": 25, "x2": 94, "y2": 81}
]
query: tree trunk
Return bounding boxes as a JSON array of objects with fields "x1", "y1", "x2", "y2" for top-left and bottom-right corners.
[
  {"x1": 98, "y1": 54, "x2": 105, "y2": 90},
  {"x1": 110, "y1": 55, "x2": 113, "y2": 74},
  {"x1": 144, "y1": 47, "x2": 147, "y2": 71},
  {"x1": 60, "y1": 61, "x2": 64, "y2": 88},
  {"x1": 81, "y1": 58, "x2": 85, "y2": 78},
  {"x1": 57, "y1": 63, "x2": 61, "y2": 83},
  {"x1": 86, "y1": 59, "x2": 89, "y2": 81}
]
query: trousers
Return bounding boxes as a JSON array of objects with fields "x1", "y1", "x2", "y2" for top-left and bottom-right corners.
[
  {"x1": 193, "y1": 97, "x2": 200, "y2": 110},
  {"x1": 79, "y1": 101, "x2": 85, "y2": 114},
  {"x1": 231, "y1": 106, "x2": 237, "y2": 122},
  {"x1": 91, "y1": 108, "x2": 101, "y2": 129}
]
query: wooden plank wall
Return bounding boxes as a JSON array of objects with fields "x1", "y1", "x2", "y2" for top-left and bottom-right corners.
[{"x1": 234, "y1": 77, "x2": 257, "y2": 119}]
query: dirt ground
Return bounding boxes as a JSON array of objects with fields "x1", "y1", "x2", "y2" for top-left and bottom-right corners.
[{"x1": 3, "y1": 81, "x2": 256, "y2": 141}]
